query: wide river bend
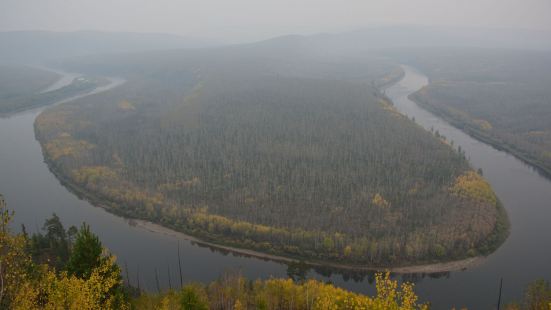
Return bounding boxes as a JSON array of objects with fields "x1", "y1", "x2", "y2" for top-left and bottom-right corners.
[{"x1": 1, "y1": 66, "x2": 550, "y2": 309}]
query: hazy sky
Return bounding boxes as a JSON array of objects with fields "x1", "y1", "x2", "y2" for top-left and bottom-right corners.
[{"x1": 1, "y1": 0, "x2": 550, "y2": 42}]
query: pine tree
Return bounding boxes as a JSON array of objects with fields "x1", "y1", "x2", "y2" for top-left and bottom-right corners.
[{"x1": 66, "y1": 223, "x2": 103, "y2": 279}]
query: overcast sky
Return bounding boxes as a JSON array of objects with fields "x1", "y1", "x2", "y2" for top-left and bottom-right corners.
[{"x1": 1, "y1": 0, "x2": 550, "y2": 42}]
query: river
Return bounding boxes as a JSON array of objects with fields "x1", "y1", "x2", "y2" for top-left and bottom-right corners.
[{"x1": 1, "y1": 66, "x2": 550, "y2": 309}]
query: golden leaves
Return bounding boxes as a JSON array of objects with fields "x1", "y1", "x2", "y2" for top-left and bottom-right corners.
[
  {"x1": 372, "y1": 193, "x2": 391, "y2": 209},
  {"x1": 117, "y1": 100, "x2": 135, "y2": 111},
  {"x1": 44, "y1": 136, "x2": 95, "y2": 160},
  {"x1": 450, "y1": 171, "x2": 497, "y2": 205},
  {"x1": 473, "y1": 119, "x2": 492, "y2": 131},
  {"x1": 12, "y1": 257, "x2": 128, "y2": 310},
  {"x1": 72, "y1": 166, "x2": 118, "y2": 184}
]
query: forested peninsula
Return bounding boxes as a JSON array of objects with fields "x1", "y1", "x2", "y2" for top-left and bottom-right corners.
[{"x1": 34, "y1": 40, "x2": 509, "y2": 269}]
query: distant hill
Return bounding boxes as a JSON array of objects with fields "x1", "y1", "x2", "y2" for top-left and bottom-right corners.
[
  {"x1": 339, "y1": 26, "x2": 551, "y2": 49},
  {"x1": 0, "y1": 30, "x2": 215, "y2": 65},
  {"x1": 248, "y1": 26, "x2": 551, "y2": 58},
  {"x1": 1, "y1": 26, "x2": 549, "y2": 67}
]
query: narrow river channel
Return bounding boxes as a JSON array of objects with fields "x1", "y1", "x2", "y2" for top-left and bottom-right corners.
[{"x1": 1, "y1": 66, "x2": 550, "y2": 309}]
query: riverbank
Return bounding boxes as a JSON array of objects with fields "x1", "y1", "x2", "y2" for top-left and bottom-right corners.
[
  {"x1": 133, "y1": 218, "x2": 486, "y2": 274},
  {"x1": 409, "y1": 92, "x2": 551, "y2": 180},
  {"x1": 375, "y1": 66, "x2": 406, "y2": 90}
]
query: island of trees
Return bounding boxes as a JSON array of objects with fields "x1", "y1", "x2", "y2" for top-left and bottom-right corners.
[{"x1": 32, "y1": 39, "x2": 509, "y2": 269}]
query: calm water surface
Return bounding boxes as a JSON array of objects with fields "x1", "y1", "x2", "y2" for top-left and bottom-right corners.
[{"x1": 1, "y1": 66, "x2": 550, "y2": 309}]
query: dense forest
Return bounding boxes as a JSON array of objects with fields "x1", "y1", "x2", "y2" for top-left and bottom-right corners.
[
  {"x1": 400, "y1": 49, "x2": 551, "y2": 178},
  {"x1": 0, "y1": 65, "x2": 106, "y2": 114},
  {"x1": 34, "y1": 41, "x2": 508, "y2": 267}
]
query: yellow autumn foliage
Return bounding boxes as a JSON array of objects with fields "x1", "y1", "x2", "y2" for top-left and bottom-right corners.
[
  {"x1": 71, "y1": 165, "x2": 165, "y2": 212},
  {"x1": 450, "y1": 171, "x2": 497, "y2": 205},
  {"x1": 72, "y1": 165, "x2": 118, "y2": 184},
  {"x1": 12, "y1": 256, "x2": 128, "y2": 310},
  {"x1": 118, "y1": 100, "x2": 136, "y2": 111},
  {"x1": 1, "y1": 197, "x2": 128, "y2": 310},
  {"x1": 378, "y1": 99, "x2": 402, "y2": 118},
  {"x1": 473, "y1": 119, "x2": 492, "y2": 130},
  {"x1": 0, "y1": 202, "x2": 34, "y2": 308},
  {"x1": 45, "y1": 136, "x2": 95, "y2": 160},
  {"x1": 372, "y1": 193, "x2": 391, "y2": 208},
  {"x1": 132, "y1": 272, "x2": 428, "y2": 310}
]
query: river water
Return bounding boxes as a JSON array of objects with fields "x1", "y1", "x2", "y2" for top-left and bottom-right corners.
[{"x1": 1, "y1": 66, "x2": 550, "y2": 309}]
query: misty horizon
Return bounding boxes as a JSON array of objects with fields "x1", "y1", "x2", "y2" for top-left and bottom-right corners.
[{"x1": 2, "y1": 0, "x2": 551, "y2": 43}]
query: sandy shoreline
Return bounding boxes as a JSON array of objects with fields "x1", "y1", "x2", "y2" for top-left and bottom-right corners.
[{"x1": 132, "y1": 218, "x2": 485, "y2": 274}]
